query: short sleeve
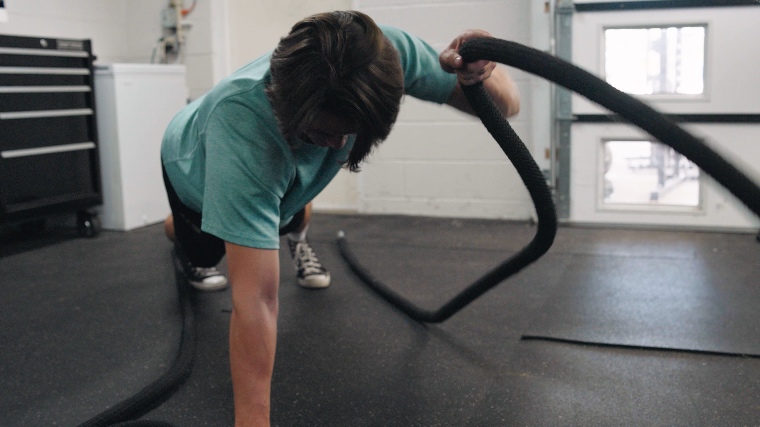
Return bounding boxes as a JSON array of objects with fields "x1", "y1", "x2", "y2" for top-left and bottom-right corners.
[
  {"x1": 200, "y1": 95, "x2": 294, "y2": 250},
  {"x1": 380, "y1": 25, "x2": 458, "y2": 104}
]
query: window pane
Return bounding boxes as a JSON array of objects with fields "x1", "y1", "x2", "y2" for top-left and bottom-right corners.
[
  {"x1": 604, "y1": 26, "x2": 705, "y2": 95},
  {"x1": 603, "y1": 140, "x2": 700, "y2": 207}
]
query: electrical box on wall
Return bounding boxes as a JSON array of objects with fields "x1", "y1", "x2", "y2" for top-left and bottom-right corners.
[{"x1": 161, "y1": 8, "x2": 178, "y2": 29}]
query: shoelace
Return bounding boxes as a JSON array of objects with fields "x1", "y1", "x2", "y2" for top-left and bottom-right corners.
[
  {"x1": 294, "y1": 243, "x2": 324, "y2": 276},
  {"x1": 191, "y1": 266, "x2": 221, "y2": 278}
]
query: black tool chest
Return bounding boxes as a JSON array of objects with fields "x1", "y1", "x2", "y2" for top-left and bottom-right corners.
[{"x1": 0, "y1": 34, "x2": 101, "y2": 236}]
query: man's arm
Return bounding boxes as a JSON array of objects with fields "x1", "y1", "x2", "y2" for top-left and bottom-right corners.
[
  {"x1": 440, "y1": 29, "x2": 521, "y2": 118},
  {"x1": 226, "y1": 242, "x2": 280, "y2": 427}
]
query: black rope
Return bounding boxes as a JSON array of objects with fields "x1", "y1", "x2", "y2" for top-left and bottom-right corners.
[
  {"x1": 337, "y1": 43, "x2": 558, "y2": 323},
  {"x1": 520, "y1": 335, "x2": 760, "y2": 359},
  {"x1": 77, "y1": 250, "x2": 195, "y2": 427},
  {"x1": 338, "y1": 37, "x2": 760, "y2": 323},
  {"x1": 459, "y1": 38, "x2": 760, "y2": 217}
]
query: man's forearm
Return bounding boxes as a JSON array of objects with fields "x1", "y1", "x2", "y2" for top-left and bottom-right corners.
[
  {"x1": 482, "y1": 66, "x2": 520, "y2": 117},
  {"x1": 230, "y1": 299, "x2": 278, "y2": 427},
  {"x1": 226, "y1": 243, "x2": 281, "y2": 427}
]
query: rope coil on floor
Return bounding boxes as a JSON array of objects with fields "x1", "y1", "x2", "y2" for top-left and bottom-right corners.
[
  {"x1": 77, "y1": 251, "x2": 196, "y2": 427},
  {"x1": 337, "y1": 37, "x2": 760, "y2": 323}
]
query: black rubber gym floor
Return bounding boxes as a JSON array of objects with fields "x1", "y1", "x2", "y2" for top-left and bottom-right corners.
[{"x1": 2, "y1": 213, "x2": 759, "y2": 426}]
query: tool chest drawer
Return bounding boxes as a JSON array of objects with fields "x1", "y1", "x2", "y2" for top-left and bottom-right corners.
[{"x1": 0, "y1": 34, "x2": 101, "y2": 234}]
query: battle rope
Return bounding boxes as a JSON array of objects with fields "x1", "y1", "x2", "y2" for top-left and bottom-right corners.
[
  {"x1": 77, "y1": 251, "x2": 196, "y2": 427},
  {"x1": 337, "y1": 37, "x2": 760, "y2": 323},
  {"x1": 336, "y1": 57, "x2": 557, "y2": 323}
]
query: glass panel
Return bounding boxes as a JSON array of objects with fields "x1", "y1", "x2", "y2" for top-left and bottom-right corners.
[
  {"x1": 604, "y1": 26, "x2": 705, "y2": 95},
  {"x1": 602, "y1": 140, "x2": 700, "y2": 207}
]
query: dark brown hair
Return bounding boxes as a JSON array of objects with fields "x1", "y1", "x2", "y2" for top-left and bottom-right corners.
[{"x1": 266, "y1": 10, "x2": 404, "y2": 171}]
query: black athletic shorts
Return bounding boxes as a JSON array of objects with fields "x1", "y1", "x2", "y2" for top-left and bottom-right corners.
[{"x1": 162, "y1": 163, "x2": 305, "y2": 267}]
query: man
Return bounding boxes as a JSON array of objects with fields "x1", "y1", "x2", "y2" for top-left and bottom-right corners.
[{"x1": 161, "y1": 10, "x2": 519, "y2": 426}]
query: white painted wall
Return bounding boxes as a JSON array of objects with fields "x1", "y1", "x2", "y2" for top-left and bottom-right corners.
[
  {"x1": 338, "y1": 0, "x2": 537, "y2": 220},
  {"x1": 0, "y1": 1, "x2": 129, "y2": 63},
  {"x1": 227, "y1": 0, "x2": 352, "y2": 71}
]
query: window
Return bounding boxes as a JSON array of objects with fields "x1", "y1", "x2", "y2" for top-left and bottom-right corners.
[
  {"x1": 602, "y1": 140, "x2": 700, "y2": 208},
  {"x1": 604, "y1": 25, "x2": 706, "y2": 95}
]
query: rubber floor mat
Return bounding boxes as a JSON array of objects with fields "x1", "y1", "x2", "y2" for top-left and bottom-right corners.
[
  {"x1": 0, "y1": 225, "x2": 180, "y2": 427},
  {"x1": 523, "y1": 231, "x2": 760, "y2": 356}
]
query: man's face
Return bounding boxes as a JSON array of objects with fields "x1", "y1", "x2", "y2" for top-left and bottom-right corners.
[{"x1": 299, "y1": 111, "x2": 356, "y2": 150}]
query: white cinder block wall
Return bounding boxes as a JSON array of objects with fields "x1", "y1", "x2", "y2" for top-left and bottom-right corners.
[
  {"x1": 0, "y1": 0, "x2": 225, "y2": 100},
  {"x1": 327, "y1": 0, "x2": 536, "y2": 220},
  {"x1": 0, "y1": 1, "x2": 130, "y2": 63}
]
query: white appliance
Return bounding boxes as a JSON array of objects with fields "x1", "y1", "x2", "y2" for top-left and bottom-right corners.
[{"x1": 94, "y1": 64, "x2": 188, "y2": 231}]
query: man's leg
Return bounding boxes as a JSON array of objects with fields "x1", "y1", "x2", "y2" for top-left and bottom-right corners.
[
  {"x1": 289, "y1": 202, "x2": 312, "y2": 240},
  {"x1": 164, "y1": 214, "x2": 176, "y2": 242},
  {"x1": 162, "y1": 166, "x2": 228, "y2": 291},
  {"x1": 165, "y1": 211, "x2": 229, "y2": 292},
  {"x1": 284, "y1": 202, "x2": 331, "y2": 289}
]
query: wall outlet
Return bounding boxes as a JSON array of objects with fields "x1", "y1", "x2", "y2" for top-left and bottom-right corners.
[{"x1": 161, "y1": 8, "x2": 177, "y2": 29}]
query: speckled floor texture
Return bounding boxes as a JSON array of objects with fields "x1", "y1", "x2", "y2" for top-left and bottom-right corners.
[{"x1": 1, "y1": 213, "x2": 759, "y2": 427}]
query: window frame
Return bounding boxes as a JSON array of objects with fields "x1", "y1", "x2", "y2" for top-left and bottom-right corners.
[
  {"x1": 600, "y1": 22, "x2": 711, "y2": 102},
  {"x1": 596, "y1": 138, "x2": 705, "y2": 214}
]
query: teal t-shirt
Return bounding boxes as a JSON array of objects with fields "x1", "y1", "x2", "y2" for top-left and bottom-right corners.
[{"x1": 161, "y1": 25, "x2": 457, "y2": 249}]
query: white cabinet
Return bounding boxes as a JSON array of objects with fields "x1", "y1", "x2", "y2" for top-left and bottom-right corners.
[{"x1": 95, "y1": 64, "x2": 187, "y2": 231}]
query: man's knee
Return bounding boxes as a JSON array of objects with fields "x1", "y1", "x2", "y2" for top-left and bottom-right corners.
[{"x1": 164, "y1": 214, "x2": 176, "y2": 242}]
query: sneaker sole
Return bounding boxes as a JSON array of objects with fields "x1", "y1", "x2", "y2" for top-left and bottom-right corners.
[
  {"x1": 297, "y1": 274, "x2": 331, "y2": 289},
  {"x1": 189, "y1": 278, "x2": 229, "y2": 292}
]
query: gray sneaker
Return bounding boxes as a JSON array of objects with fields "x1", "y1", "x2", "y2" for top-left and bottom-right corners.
[
  {"x1": 175, "y1": 246, "x2": 229, "y2": 291},
  {"x1": 186, "y1": 265, "x2": 229, "y2": 291},
  {"x1": 288, "y1": 239, "x2": 330, "y2": 289}
]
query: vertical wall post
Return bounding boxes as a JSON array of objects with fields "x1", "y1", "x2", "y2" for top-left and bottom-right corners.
[{"x1": 554, "y1": 0, "x2": 574, "y2": 220}]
